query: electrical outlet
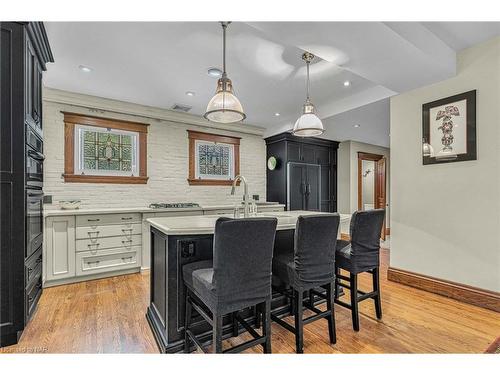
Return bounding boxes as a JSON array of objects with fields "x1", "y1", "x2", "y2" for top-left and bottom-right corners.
[{"x1": 181, "y1": 241, "x2": 196, "y2": 258}]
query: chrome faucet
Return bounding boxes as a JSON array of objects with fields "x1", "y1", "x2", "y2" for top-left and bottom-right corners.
[{"x1": 231, "y1": 175, "x2": 250, "y2": 218}]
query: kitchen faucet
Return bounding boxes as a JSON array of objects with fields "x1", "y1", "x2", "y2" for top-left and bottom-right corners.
[{"x1": 231, "y1": 175, "x2": 250, "y2": 218}]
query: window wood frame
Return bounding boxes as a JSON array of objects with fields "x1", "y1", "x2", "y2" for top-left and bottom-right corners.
[
  {"x1": 187, "y1": 130, "x2": 241, "y2": 186},
  {"x1": 62, "y1": 112, "x2": 149, "y2": 184}
]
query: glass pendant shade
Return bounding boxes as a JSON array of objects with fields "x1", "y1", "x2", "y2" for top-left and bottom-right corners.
[
  {"x1": 293, "y1": 102, "x2": 324, "y2": 137},
  {"x1": 204, "y1": 77, "x2": 245, "y2": 123},
  {"x1": 292, "y1": 52, "x2": 324, "y2": 137}
]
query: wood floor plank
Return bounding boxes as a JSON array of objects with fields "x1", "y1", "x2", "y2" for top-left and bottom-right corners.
[{"x1": 1, "y1": 248, "x2": 499, "y2": 353}]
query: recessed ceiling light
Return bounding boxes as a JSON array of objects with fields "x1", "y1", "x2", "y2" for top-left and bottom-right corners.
[
  {"x1": 274, "y1": 113, "x2": 280, "y2": 117},
  {"x1": 354, "y1": 124, "x2": 360, "y2": 128},
  {"x1": 207, "y1": 67, "x2": 222, "y2": 78},
  {"x1": 343, "y1": 80, "x2": 350, "y2": 87},
  {"x1": 185, "y1": 91, "x2": 195, "y2": 97},
  {"x1": 79, "y1": 65, "x2": 92, "y2": 73}
]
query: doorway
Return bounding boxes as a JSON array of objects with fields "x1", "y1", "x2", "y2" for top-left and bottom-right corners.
[{"x1": 357, "y1": 152, "x2": 387, "y2": 240}]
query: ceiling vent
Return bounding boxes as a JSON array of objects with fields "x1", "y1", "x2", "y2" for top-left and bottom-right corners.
[{"x1": 171, "y1": 103, "x2": 192, "y2": 113}]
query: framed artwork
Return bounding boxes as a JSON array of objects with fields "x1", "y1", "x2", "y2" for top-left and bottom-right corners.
[
  {"x1": 187, "y1": 130, "x2": 240, "y2": 185},
  {"x1": 422, "y1": 90, "x2": 476, "y2": 165}
]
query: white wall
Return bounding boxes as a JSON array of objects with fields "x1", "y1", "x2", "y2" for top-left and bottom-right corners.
[
  {"x1": 337, "y1": 140, "x2": 391, "y2": 222},
  {"x1": 390, "y1": 36, "x2": 500, "y2": 292},
  {"x1": 42, "y1": 90, "x2": 267, "y2": 209}
]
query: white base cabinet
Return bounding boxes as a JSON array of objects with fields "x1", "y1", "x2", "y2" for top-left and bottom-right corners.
[
  {"x1": 45, "y1": 216, "x2": 76, "y2": 282},
  {"x1": 44, "y1": 204, "x2": 285, "y2": 286}
]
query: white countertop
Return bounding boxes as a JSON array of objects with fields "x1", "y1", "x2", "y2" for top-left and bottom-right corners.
[
  {"x1": 147, "y1": 211, "x2": 351, "y2": 236},
  {"x1": 43, "y1": 202, "x2": 285, "y2": 217}
]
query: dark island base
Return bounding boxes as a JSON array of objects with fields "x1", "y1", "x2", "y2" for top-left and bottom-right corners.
[{"x1": 146, "y1": 227, "x2": 342, "y2": 354}]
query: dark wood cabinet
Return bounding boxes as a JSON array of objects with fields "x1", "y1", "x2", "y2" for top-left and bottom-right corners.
[
  {"x1": 265, "y1": 133, "x2": 339, "y2": 212},
  {"x1": 0, "y1": 22, "x2": 53, "y2": 347}
]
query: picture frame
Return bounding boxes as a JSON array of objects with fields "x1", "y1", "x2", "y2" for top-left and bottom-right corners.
[{"x1": 422, "y1": 90, "x2": 476, "y2": 165}]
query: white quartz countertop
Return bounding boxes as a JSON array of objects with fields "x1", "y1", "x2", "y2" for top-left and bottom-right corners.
[
  {"x1": 147, "y1": 211, "x2": 351, "y2": 236},
  {"x1": 43, "y1": 202, "x2": 285, "y2": 217}
]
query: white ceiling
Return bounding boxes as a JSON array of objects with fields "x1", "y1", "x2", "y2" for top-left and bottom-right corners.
[{"x1": 43, "y1": 22, "x2": 500, "y2": 147}]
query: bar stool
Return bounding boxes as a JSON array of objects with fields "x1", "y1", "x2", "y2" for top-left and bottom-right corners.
[
  {"x1": 271, "y1": 214, "x2": 340, "y2": 353},
  {"x1": 183, "y1": 217, "x2": 277, "y2": 354},
  {"x1": 335, "y1": 209, "x2": 385, "y2": 331}
]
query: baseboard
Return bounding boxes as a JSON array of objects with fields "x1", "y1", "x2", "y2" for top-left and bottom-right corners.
[
  {"x1": 387, "y1": 267, "x2": 500, "y2": 312},
  {"x1": 43, "y1": 267, "x2": 141, "y2": 288}
]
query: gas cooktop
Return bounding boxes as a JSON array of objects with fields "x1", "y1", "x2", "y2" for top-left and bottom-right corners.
[{"x1": 148, "y1": 202, "x2": 200, "y2": 209}]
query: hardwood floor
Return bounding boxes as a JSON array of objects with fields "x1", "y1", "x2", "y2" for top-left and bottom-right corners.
[{"x1": 2, "y1": 247, "x2": 499, "y2": 353}]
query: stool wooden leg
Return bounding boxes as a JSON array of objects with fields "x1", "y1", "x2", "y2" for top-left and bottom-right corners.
[
  {"x1": 294, "y1": 289, "x2": 304, "y2": 353},
  {"x1": 334, "y1": 267, "x2": 341, "y2": 299},
  {"x1": 350, "y1": 273, "x2": 360, "y2": 331},
  {"x1": 373, "y1": 267, "x2": 382, "y2": 319},
  {"x1": 254, "y1": 305, "x2": 261, "y2": 329},
  {"x1": 326, "y1": 282, "x2": 336, "y2": 344},
  {"x1": 213, "y1": 314, "x2": 223, "y2": 353},
  {"x1": 184, "y1": 291, "x2": 192, "y2": 353},
  {"x1": 262, "y1": 300, "x2": 272, "y2": 354},
  {"x1": 232, "y1": 312, "x2": 239, "y2": 337}
]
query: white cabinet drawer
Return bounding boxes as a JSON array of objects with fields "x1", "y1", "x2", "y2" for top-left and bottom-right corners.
[
  {"x1": 258, "y1": 206, "x2": 284, "y2": 213},
  {"x1": 76, "y1": 223, "x2": 142, "y2": 240},
  {"x1": 75, "y1": 246, "x2": 140, "y2": 276},
  {"x1": 203, "y1": 209, "x2": 234, "y2": 215},
  {"x1": 76, "y1": 213, "x2": 141, "y2": 227},
  {"x1": 76, "y1": 234, "x2": 142, "y2": 252}
]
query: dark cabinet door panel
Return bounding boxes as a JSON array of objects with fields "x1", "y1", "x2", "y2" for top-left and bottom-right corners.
[
  {"x1": 315, "y1": 146, "x2": 331, "y2": 165},
  {"x1": 305, "y1": 165, "x2": 320, "y2": 211},
  {"x1": 301, "y1": 144, "x2": 316, "y2": 163},
  {"x1": 288, "y1": 163, "x2": 306, "y2": 210},
  {"x1": 287, "y1": 142, "x2": 301, "y2": 162}
]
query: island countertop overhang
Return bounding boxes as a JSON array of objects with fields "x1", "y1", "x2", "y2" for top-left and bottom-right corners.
[{"x1": 147, "y1": 211, "x2": 351, "y2": 236}]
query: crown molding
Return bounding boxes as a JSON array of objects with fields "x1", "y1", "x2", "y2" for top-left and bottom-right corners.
[{"x1": 42, "y1": 87, "x2": 265, "y2": 137}]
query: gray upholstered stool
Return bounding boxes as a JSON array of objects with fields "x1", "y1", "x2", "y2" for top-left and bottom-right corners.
[
  {"x1": 335, "y1": 209, "x2": 385, "y2": 331},
  {"x1": 183, "y1": 217, "x2": 277, "y2": 354},
  {"x1": 271, "y1": 214, "x2": 340, "y2": 353}
]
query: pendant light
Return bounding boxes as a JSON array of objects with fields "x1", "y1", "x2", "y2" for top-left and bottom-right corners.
[
  {"x1": 204, "y1": 22, "x2": 246, "y2": 123},
  {"x1": 292, "y1": 52, "x2": 324, "y2": 137}
]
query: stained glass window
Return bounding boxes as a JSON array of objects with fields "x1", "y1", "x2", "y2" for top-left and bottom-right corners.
[
  {"x1": 75, "y1": 125, "x2": 139, "y2": 176},
  {"x1": 195, "y1": 140, "x2": 234, "y2": 180}
]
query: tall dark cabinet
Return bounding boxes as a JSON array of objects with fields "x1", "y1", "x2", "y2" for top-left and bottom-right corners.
[
  {"x1": 265, "y1": 132, "x2": 339, "y2": 212},
  {"x1": 1, "y1": 22, "x2": 53, "y2": 347}
]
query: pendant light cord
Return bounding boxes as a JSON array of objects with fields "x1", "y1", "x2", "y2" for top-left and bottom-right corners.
[
  {"x1": 306, "y1": 59, "x2": 310, "y2": 101},
  {"x1": 221, "y1": 22, "x2": 231, "y2": 76}
]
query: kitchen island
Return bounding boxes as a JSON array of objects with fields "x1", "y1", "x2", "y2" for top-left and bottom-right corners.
[{"x1": 146, "y1": 211, "x2": 350, "y2": 353}]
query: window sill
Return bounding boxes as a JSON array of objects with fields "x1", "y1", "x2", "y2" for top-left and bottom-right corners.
[
  {"x1": 187, "y1": 178, "x2": 239, "y2": 186},
  {"x1": 63, "y1": 174, "x2": 148, "y2": 184}
]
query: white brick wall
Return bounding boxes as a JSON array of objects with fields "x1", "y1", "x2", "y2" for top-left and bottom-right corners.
[{"x1": 42, "y1": 99, "x2": 267, "y2": 209}]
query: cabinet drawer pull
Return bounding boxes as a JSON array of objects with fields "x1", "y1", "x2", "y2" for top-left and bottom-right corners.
[
  {"x1": 28, "y1": 267, "x2": 33, "y2": 272},
  {"x1": 121, "y1": 256, "x2": 133, "y2": 262},
  {"x1": 36, "y1": 257, "x2": 42, "y2": 264},
  {"x1": 87, "y1": 231, "x2": 100, "y2": 235},
  {"x1": 87, "y1": 219, "x2": 100, "y2": 222},
  {"x1": 122, "y1": 228, "x2": 133, "y2": 233},
  {"x1": 121, "y1": 217, "x2": 133, "y2": 220},
  {"x1": 87, "y1": 243, "x2": 100, "y2": 248},
  {"x1": 29, "y1": 296, "x2": 34, "y2": 302},
  {"x1": 122, "y1": 240, "x2": 133, "y2": 244},
  {"x1": 87, "y1": 260, "x2": 100, "y2": 266}
]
